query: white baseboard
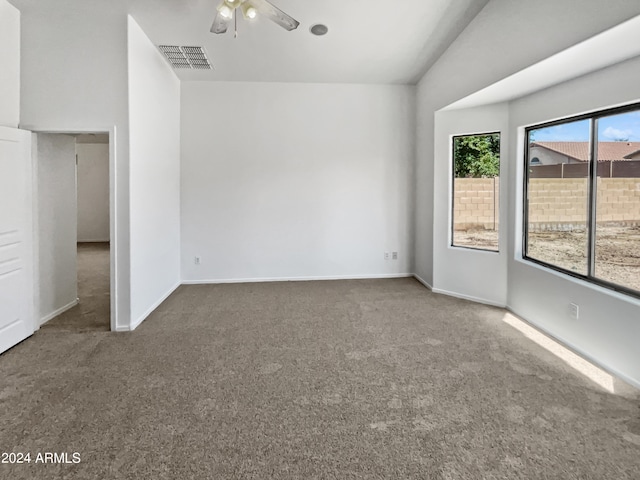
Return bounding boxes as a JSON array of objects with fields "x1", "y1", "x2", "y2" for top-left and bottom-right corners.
[
  {"x1": 412, "y1": 274, "x2": 433, "y2": 290},
  {"x1": 127, "y1": 281, "x2": 181, "y2": 332},
  {"x1": 40, "y1": 298, "x2": 79, "y2": 326},
  {"x1": 431, "y1": 287, "x2": 506, "y2": 308},
  {"x1": 181, "y1": 273, "x2": 413, "y2": 285},
  {"x1": 77, "y1": 239, "x2": 110, "y2": 243}
]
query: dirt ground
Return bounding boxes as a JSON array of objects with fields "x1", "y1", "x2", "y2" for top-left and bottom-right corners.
[
  {"x1": 453, "y1": 230, "x2": 499, "y2": 251},
  {"x1": 454, "y1": 225, "x2": 640, "y2": 292}
]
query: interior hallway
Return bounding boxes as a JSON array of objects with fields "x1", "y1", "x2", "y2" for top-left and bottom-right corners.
[{"x1": 42, "y1": 242, "x2": 110, "y2": 332}]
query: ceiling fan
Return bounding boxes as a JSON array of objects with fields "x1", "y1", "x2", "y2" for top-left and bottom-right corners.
[{"x1": 211, "y1": 0, "x2": 300, "y2": 35}]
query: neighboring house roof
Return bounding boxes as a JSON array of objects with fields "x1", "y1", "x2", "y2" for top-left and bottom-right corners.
[
  {"x1": 624, "y1": 148, "x2": 640, "y2": 159},
  {"x1": 531, "y1": 141, "x2": 640, "y2": 162}
]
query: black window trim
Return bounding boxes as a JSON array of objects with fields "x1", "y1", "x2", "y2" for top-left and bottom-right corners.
[
  {"x1": 522, "y1": 101, "x2": 640, "y2": 300},
  {"x1": 451, "y1": 131, "x2": 501, "y2": 253}
]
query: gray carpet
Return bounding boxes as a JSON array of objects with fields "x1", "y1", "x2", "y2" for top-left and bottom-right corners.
[
  {"x1": 40, "y1": 242, "x2": 110, "y2": 332},
  {"x1": 1, "y1": 270, "x2": 639, "y2": 478}
]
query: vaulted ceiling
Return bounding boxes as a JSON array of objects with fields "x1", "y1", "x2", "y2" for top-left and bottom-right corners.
[
  {"x1": 131, "y1": 0, "x2": 489, "y2": 84},
  {"x1": 12, "y1": 0, "x2": 490, "y2": 84}
]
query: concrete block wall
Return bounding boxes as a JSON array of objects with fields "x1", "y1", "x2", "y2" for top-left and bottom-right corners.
[
  {"x1": 528, "y1": 178, "x2": 640, "y2": 230},
  {"x1": 453, "y1": 177, "x2": 499, "y2": 230},
  {"x1": 454, "y1": 178, "x2": 640, "y2": 232},
  {"x1": 597, "y1": 178, "x2": 640, "y2": 223},
  {"x1": 528, "y1": 178, "x2": 588, "y2": 228}
]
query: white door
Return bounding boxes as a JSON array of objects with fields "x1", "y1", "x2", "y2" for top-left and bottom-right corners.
[{"x1": 0, "y1": 126, "x2": 34, "y2": 355}]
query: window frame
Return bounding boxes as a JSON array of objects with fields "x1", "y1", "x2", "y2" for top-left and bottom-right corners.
[
  {"x1": 522, "y1": 102, "x2": 640, "y2": 300},
  {"x1": 450, "y1": 131, "x2": 501, "y2": 253}
]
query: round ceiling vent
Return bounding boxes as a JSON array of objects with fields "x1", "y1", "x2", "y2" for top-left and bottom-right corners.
[{"x1": 310, "y1": 24, "x2": 329, "y2": 36}]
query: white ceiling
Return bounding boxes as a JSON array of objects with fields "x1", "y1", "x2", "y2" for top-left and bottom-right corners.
[
  {"x1": 445, "y1": 14, "x2": 640, "y2": 110},
  {"x1": 125, "y1": 0, "x2": 489, "y2": 84}
]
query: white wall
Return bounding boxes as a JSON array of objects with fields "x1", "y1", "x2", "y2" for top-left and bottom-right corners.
[
  {"x1": 414, "y1": 0, "x2": 640, "y2": 286},
  {"x1": 181, "y1": 82, "x2": 415, "y2": 282},
  {"x1": 76, "y1": 143, "x2": 110, "y2": 242},
  {"x1": 0, "y1": 0, "x2": 20, "y2": 127},
  {"x1": 507, "y1": 56, "x2": 640, "y2": 387},
  {"x1": 433, "y1": 104, "x2": 509, "y2": 306},
  {"x1": 414, "y1": 0, "x2": 640, "y2": 386},
  {"x1": 36, "y1": 133, "x2": 77, "y2": 324},
  {"x1": 127, "y1": 17, "x2": 181, "y2": 328},
  {"x1": 16, "y1": 0, "x2": 130, "y2": 330}
]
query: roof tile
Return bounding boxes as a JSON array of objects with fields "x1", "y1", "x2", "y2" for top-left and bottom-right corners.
[{"x1": 531, "y1": 141, "x2": 640, "y2": 162}]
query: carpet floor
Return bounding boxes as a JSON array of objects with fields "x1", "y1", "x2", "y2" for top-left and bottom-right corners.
[
  {"x1": 40, "y1": 242, "x2": 110, "y2": 333},
  {"x1": 1, "y1": 272, "x2": 639, "y2": 478}
]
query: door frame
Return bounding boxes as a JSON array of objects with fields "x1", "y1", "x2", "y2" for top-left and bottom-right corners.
[{"x1": 26, "y1": 125, "x2": 118, "y2": 332}]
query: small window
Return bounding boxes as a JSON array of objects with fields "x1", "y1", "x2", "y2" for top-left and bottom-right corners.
[
  {"x1": 530, "y1": 157, "x2": 541, "y2": 165},
  {"x1": 451, "y1": 133, "x2": 500, "y2": 251},
  {"x1": 524, "y1": 103, "x2": 640, "y2": 297}
]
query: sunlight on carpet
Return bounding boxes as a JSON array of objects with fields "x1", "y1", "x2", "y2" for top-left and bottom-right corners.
[{"x1": 501, "y1": 313, "x2": 615, "y2": 393}]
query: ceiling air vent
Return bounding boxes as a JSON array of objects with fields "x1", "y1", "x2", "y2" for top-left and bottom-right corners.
[{"x1": 158, "y1": 45, "x2": 212, "y2": 70}]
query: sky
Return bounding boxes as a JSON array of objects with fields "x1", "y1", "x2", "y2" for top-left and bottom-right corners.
[{"x1": 531, "y1": 111, "x2": 640, "y2": 142}]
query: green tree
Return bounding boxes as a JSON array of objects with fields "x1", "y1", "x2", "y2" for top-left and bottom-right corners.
[{"x1": 453, "y1": 134, "x2": 500, "y2": 178}]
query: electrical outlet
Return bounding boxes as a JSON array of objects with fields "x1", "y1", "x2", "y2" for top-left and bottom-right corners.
[
  {"x1": 569, "y1": 303, "x2": 579, "y2": 319},
  {"x1": 194, "y1": 256, "x2": 201, "y2": 265},
  {"x1": 392, "y1": 252, "x2": 398, "y2": 260},
  {"x1": 384, "y1": 252, "x2": 389, "y2": 260}
]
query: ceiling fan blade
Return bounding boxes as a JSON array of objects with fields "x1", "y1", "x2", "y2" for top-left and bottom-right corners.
[
  {"x1": 249, "y1": 0, "x2": 300, "y2": 31},
  {"x1": 210, "y1": 11, "x2": 230, "y2": 34}
]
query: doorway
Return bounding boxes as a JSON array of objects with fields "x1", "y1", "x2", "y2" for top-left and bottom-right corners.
[{"x1": 34, "y1": 131, "x2": 114, "y2": 332}]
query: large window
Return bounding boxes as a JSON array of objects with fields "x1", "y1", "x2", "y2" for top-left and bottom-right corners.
[
  {"x1": 451, "y1": 133, "x2": 500, "y2": 251},
  {"x1": 524, "y1": 103, "x2": 640, "y2": 296}
]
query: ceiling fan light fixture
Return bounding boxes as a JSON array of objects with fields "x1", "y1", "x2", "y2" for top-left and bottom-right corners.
[
  {"x1": 241, "y1": 4, "x2": 257, "y2": 20},
  {"x1": 218, "y1": 3, "x2": 234, "y2": 20},
  {"x1": 211, "y1": 0, "x2": 299, "y2": 35}
]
